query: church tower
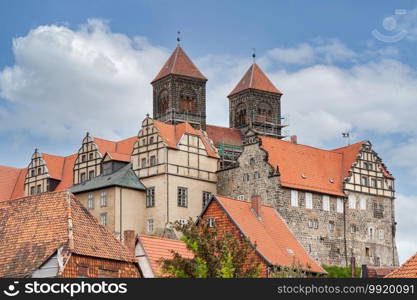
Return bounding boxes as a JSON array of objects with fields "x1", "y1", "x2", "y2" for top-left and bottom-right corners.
[
  {"x1": 151, "y1": 46, "x2": 207, "y2": 130},
  {"x1": 228, "y1": 63, "x2": 284, "y2": 139}
]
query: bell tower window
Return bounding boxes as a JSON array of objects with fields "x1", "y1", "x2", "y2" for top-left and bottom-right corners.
[{"x1": 158, "y1": 90, "x2": 169, "y2": 115}]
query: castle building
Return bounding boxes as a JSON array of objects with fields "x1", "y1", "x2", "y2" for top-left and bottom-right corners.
[{"x1": 0, "y1": 43, "x2": 399, "y2": 269}]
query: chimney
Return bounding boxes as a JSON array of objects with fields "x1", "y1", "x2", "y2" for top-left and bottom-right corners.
[
  {"x1": 251, "y1": 195, "x2": 262, "y2": 218},
  {"x1": 123, "y1": 230, "x2": 136, "y2": 255},
  {"x1": 290, "y1": 135, "x2": 297, "y2": 144}
]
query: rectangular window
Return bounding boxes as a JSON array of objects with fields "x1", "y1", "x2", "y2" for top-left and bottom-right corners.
[
  {"x1": 371, "y1": 178, "x2": 377, "y2": 188},
  {"x1": 328, "y1": 221, "x2": 335, "y2": 232},
  {"x1": 361, "y1": 176, "x2": 369, "y2": 186},
  {"x1": 360, "y1": 196, "x2": 367, "y2": 210},
  {"x1": 322, "y1": 195, "x2": 330, "y2": 211},
  {"x1": 350, "y1": 224, "x2": 357, "y2": 234},
  {"x1": 336, "y1": 198, "x2": 344, "y2": 213},
  {"x1": 207, "y1": 217, "x2": 216, "y2": 228},
  {"x1": 89, "y1": 170, "x2": 95, "y2": 180},
  {"x1": 100, "y1": 191, "x2": 108, "y2": 207},
  {"x1": 80, "y1": 172, "x2": 86, "y2": 183},
  {"x1": 141, "y1": 158, "x2": 147, "y2": 168},
  {"x1": 147, "y1": 219, "x2": 154, "y2": 233},
  {"x1": 379, "y1": 229, "x2": 385, "y2": 240},
  {"x1": 202, "y1": 191, "x2": 211, "y2": 208},
  {"x1": 308, "y1": 219, "x2": 313, "y2": 228},
  {"x1": 305, "y1": 192, "x2": 313, "y2": 209},
  {"x1": 365, "y1": 247, "x2": 370, "y2": 257},
  {"x1": 348, "y1": 194, "x2": 356, "y2": 209},
  {"x1": 31, "y1": 169, "x2": 35, "y2": 177},
  {"x1": 89, "y1": 153, "x2": 94, "y2": 160},
  {"x1": 177, "y1": 187, "x2": 188, "y2": 207},
  {"x1": 81, "y1": 155, "x2": 86, "y2": 162},
  {"x1": 150, "y1": 155, "x2": 157, "y2": 167},
  {"x1": 87, "y1": 193, "x2": 94, "y2": 209},
  {"x1": 37, "y1": 184, "x2": 42, "y2": 194},
  {"x1": 100, "y1": 213, "x2": 107, "y2": 226},
  {"x1": 290, "y1": 190, "x2": 299, "y2": 207},
  {"x1": 146, "y1": 187, "x2": 155, "y2": 208},
  {"x1": 37, "y1": 167, "x2": 42, "y2": 175},
  {"x1": 30, "y1": 186, "x2": 35, "y2": 195},
  {"x1": 149, "y1": 136, "x2": 154, "y2": 144},
  {"x1": 237, "y1": 195, "x2": 245, "y2": 201}
]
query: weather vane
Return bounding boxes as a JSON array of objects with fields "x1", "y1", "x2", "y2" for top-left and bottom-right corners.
[
  {"x1": 342, "y1": 131, "x2": 351, "y2": 145},
  {"x1": 252, "y1": 48, "x2": 256, "y2": 62},
  {"x1": 177, "y1": 31, "x2": 181, "y2": 45}
]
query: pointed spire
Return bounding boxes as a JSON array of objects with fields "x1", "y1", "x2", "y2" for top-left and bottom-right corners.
[
  {"x1": 151, "y1": 46, "x2": 207, "y2": 83},
  {"x1": 228, "y1": 63, "x2": 282, "y2": 97}
]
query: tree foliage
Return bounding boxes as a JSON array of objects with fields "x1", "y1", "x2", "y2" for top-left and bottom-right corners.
[
  {"x1": 322, "y1": 265, "x2": 361, "y2": 278},
  {"x1": 159, "y1": 218, "x2": 261, "y2": 278}
]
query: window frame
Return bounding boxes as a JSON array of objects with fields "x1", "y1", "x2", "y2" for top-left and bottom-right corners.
[
  {"x1": 87, "y1": 193, "x2": 94, "y2": 209},
  {"x1": 305, "y1": 192, "x2": 313, "y2": 209},
  {"x1": 177, "y1": 187, "x2": 188, "y2": 207},
  {"x1": 290, "y1": 190, "x2": 299, "y2": 207},
  {"x1": 100, "y1": 191, "x2": 108, "y2": 207},
  {"x1": 100, "y1": 213, "x2": 107, "y2": 226},
  {"x1": 147, "y1": 219, "x2": 154, "y2": 233},
  {"x1": 322, "y1": 195, "x2": 330, "y2": 211},
  {"x1": 146, "y1": 187, "x2": 155, "y2": 208}
]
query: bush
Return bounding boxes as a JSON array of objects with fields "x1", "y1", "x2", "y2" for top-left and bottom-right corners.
[{"x1": 322, "y1": 265, "x2": 361, "y2": 278}]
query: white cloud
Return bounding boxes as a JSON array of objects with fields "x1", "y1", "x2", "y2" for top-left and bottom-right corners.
[
  {"x1": 395, "y1": 194, "x2": 417, "y2": 263},
  {"x1": 0, "y1": 19, "x2": 168, "y2": 141}
]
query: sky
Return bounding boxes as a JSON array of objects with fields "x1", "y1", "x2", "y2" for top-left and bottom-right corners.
[{"x1": 0, "y1": 0, "x2": 417, "y2": 264}]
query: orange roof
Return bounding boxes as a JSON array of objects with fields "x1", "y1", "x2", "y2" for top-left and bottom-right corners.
[
  {"x1": 105, "y1": 152, "x2": 131, "y2": 163},
  {"x1": 229, "y1": 63, "x2": 282, "y2": 97},
  {"x1": 0, "y1": 191, "x2": 137, "y2": 277},
  {"x1": 93, "y1": 136, "x2": 136, "y2": 156},
  {"x1": 213, "y1": 195, "x2": 325, "y2": 274},
  {"x1": 332, "y1": 141, "x2": 366, "y2": 179},
  {"x1": 153, "y1": 120, "x2": 218, "y2": 158},
  {"x1": 0, "y1": 166, "x2": 22, "y2": 202},
  {"x1": 10, "y1": 168, "x2": 27, "y2": 200},
  {"x1": 260, "y1": 136, "x2": 345, "y2": 196},
  {"x1": 152, "y1": 46, "x2": 207, "y2": 83},
  {"x1": 385, "y1": 253, "x2": 417, "y2": 278},
  {"x1": 42, "y1": 153, "x2": 65, "y2": 180},
  {"x1": 138, "y1": 234, "x2": 193, "y2": 276},
  {"x1": 205, "y1": 124, "x2": 243, "y2": 147},
  {"x1": 54, "y1": 154, "x2": 77, "y2": 191}
]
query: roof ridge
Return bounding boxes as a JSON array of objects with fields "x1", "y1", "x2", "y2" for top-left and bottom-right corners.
[{"x1": 66, "y1": 192, "x2": 75, "y2": 251}]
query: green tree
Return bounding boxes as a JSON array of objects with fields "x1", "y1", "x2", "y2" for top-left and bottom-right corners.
[
  {"x1": 322, "y1": 265, "x2": 361, "y2": 278},
  {"x1": 159, "y1": 218, "x2": 261, "y2": 278}
]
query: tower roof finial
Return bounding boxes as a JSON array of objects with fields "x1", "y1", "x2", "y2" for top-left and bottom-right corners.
[
  {"x1": 177, "y1": 30, "x2": 181, "y2": 46},
  {"x1": 252, "y1": 48, "x2": 256, "y2": 63}
]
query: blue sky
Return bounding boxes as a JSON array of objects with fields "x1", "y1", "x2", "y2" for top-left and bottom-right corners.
[{"x1": 1, "y1": 0, "x2": 417, "y2": 263}]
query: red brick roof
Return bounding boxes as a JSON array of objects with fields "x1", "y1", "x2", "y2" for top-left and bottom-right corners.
[
  {"x1": 205, "y1": 124, "x2": 243, "y2": 147},
  {"x1": 138, "y1": 235, "x2": 193, "y2": 276},
  {"x1": 213, "y1": 195, "x2": 325, "y2": 274},
  {"x1": 0, "y1": 191, "x2": 137, "y2": 277},
  {"x1": 0, "y1": 166, "x2": 23, "y2": 202},
  {"x1": 229, "y1": 63, "x2": 282, "y2": 97},
  {"x1": 385, "y1": 253, "x2": 417, "y2": 278},
  {"x1": 153, "y1": 120, "x2": 218, "y2": 158},
  {"x1": 366, "y1": 267, "x2": 397, "y2": 278},
  {"x1": 152, "y1": 46, "x2": 207, "y2": 83}
]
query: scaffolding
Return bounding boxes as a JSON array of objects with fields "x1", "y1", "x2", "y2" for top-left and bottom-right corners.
[{"x1": 218, "y1": 142, "x2": 243, "y2": 169}]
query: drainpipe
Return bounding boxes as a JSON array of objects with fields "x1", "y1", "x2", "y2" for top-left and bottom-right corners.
[
  {"x1": 343, "y1": 197, "x2": 348, "y2": 267},
  {"x1": 120, "y1": 187, "x2": 123, "y2": 241}
]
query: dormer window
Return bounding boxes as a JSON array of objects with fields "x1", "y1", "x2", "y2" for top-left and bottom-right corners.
[{"x1": 89, "y1": 153, "x2": 94, "y2": 160}]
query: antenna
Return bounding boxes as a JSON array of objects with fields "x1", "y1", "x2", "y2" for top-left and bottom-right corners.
[{"x1": 342, "y1": 131, "x2": 351, "y2": 146}]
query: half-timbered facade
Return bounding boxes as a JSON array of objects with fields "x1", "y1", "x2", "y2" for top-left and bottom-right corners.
[{"x1": 131, "y1": 116, "x2": 218, "y2": 234}]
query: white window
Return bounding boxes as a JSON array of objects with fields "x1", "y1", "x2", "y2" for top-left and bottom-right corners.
[
  {"x1": 87, "y1": 193, "x2": 94, "y2": 209},
  {"x1": 207, "y1": 217, "x2": 215, "y2": 227},
  {"x1": 146, "y1": 187, "x2": 155, "y2": 207},
  {"x1": 202, "y1": 192, "x2": 211, "y2": 208},
  {"x1": 177, "y1": 187, "x2": 188, "y2": 207},
  {"x1": 336, "y1": 198, "x2": 344, "y2": 213},
  {"x1": 100, "y1": 213, "x2": 107, "y2": 226},
  {"x1": 368, "y1": 227, "x2": 374, "y2": 238},
  {"x1": 305, "y1": 193, "x2": 313, "y2": 209},
  {"x1": 322, "y1": 195, "x2": 330, "y2": 211},
  {"x1": 348, "y1": 194, "x2": 356, "y2": 209},
  {"x1": 147, "y1": 219, "x2": 154, "y2": 233},
  {"x1": 360, "y1": 196, "x2": 367, "y2": 210},
  {"x1": 100, "y1": 191, "x2": 108, "y2": 207},
  {"x1": 237, "y1": 195, "x2": 245, "y2": 201},
  {"x1": 328, "y1": 221, "x2": 335, "y2": 232},
  {"x1": 291, "y1": 190, "x2": 299, "y2": 207},
  {"x1": 379, "y1": 229, "x2": 384, "y2": 240}
]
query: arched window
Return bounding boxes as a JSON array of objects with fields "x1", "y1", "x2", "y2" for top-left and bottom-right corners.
[
  {"x1": 234, "y1": 104, "x2": 247, "y2": 127},
  {"x1": 158, "y1": 90, "x2": 169, "y2": 114},
  {"x1": 179, "y1": 88, "x2": 197, "y2": 113}
]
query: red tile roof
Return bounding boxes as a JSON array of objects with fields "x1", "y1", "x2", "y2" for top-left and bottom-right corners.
[
  {"x1": 260, "y1": 136, "x2": 345, "y2": 196},
  {"x1": 138, "y1": 235, "x2": 193, "y2": 276},
  {"x1": 0, "y1": 166, "x2": 23, "y2": 202},
  {"x1": 10, "y1": 168, "x2": 27, "y2": 200},
  {"x1": 0, "y1": 191, "x2": 137, "y2": 277},
  {"x1": 331, "y1": 141, "x2": 366, "y2": 179},
  {"x1": 104, "y1": 152, "x2": 131, "y2": 163},
  {"x1": 213, "y1": 195, "x2": 325, "y2": 274},
  {"x1": 205, "y1": 124, "x2": 243, "y2": 147},
  {"x1": 42, "y1": 153, "x2": 66, "y2": 180},
  {"x1": 385, "y1": 253, "x2": 417, "y2": 278},
  {"x1": 93, "y1": 136, "x2": 136, "y2": 156},
  {"x1": 366, "y1": 267, "x2": 397, "y2": 278},
  {"x1": 153, "y1": 120, "x2": 218, "y2": 158},
  {"x1": 152, "y1": 46, "x2": 207, "y2": 83},
  {"x1": 229, "y1": 63, "x2": 282, "y2": 97}
]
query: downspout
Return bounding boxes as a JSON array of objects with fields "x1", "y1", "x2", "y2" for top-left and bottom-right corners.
[
  {"x1": 166, "y1": 148, "x2": 169, "y2": 225},
  {"x1": 343, "y1": 196, "x2": 348, "y2": 267},
  {"x1": 120, "y1": 187, "x2": 123, "y2": 241}
]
